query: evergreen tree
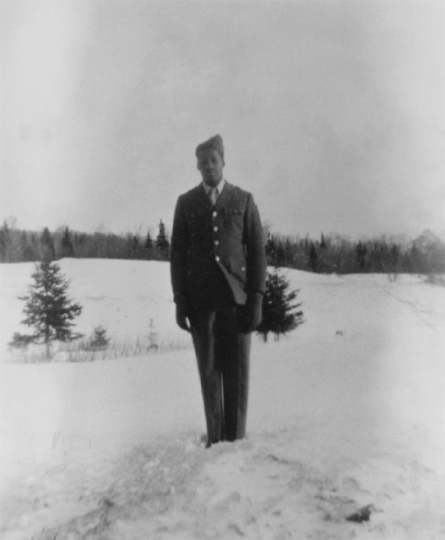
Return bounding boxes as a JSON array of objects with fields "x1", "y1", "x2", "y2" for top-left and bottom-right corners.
[
  {"x1": 275, "y1": 242, "x2": 286, "y2": 267},
  {"x1": 88, "y1": 325, "x2": 110, "y2": 350},
  {"x1": 265, "y1": 233, "x2": 277, "y2": 265},
  {"x1": 284, "y1": 239, "x2": 294, "y2": 266},
  {"x1": 127, "y1": 235, "x2": 144, "y2": 259},
  {"x1": 308, "y1": 243, "x2": 318, "y2": 272},
  {"x1": 41, "y1": 227, "x2": 56, "y2": 261},
  {"x1": 105, "y1": 233, "x2": 118, "y2": 258},
  {"x1": 133, "y1": 235, "x2": 141, "y2": 258},
  {"x1": 19, "y1": 231, "x2": 36, "y2": 262},
  {"x1": 156, "y1": 220, "x2": 170, "y2": 258},
  {"x1": 356, "y1": 242, "x2": 367, "y2": 271},
  {"x1": 0, "y1": 221, "x2": 11, "y2": 262},
  {"x1": 389, "y1": 243, "x2": 400, "y2": 272},
  {"x1": 257, "y1": 268, "x2": 304, "y2": 342},
  {"x1": 145, "y1": 230, "x2": 154, "y2": 250},
  {"x1": 13, "y1": 260, "x2": 83, "y2": 358},
  {"x1": 60, "y1": 227, "x2": 75, "y2": 258}
]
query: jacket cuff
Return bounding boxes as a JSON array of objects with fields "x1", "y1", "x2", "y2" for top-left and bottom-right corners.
[
  {"x1": 248, "y1": 290, "x2": 264, "y2": 297},
  {"x1": 248, "y1": 292, "x2": 264, "y2": 304}
]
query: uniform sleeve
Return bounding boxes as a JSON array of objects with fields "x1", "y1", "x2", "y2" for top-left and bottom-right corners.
[
  {"x1": 244, "y1": 194, "x2": 267, "y2": 295},
  {"x1": 170, "y1": 196, "x2": 189, "y2": 308}
]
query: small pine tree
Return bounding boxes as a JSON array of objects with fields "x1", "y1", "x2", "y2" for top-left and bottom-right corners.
[
  {"x1": 126, "y1": 235, "x2": 143, "y2": 259},
  {"x1": 88, "y1": 325, "x2": 110, "y2": 350},
  {"x1": 156, "y1": 220, "x2": 170, "y2": 258},
  {"x1": 13, "y1": 260, "x2": 83, "y2": 358},
  {"x1": 145, "y1": 230, "x2": 154, "y2": 250},
  {"x1": 389, "y1": 243, "x2": 400, "y2": 272},
  {"x1": 60, "y1": 227, "x2": 75, "y2": 258},
  {"x1": 356, "y1": 242, "x2": 367, "y2": 271},
  {"x1": 265, "y1": 233, "x2": 277, "y2": 265},
  {"x1": 20, "y1": 231, "x2": 36, "y2": 262},
  {"x1": 308, "y1": 243, "x2": 318, "y2": 272},
  {"x1": 0, "y1": 221, "x2": 11, "y2": 262},
  {"x1": 275, "y1": 242, "x2": 286, "y2": 267},
  {"x1": 41, "y1": 227, "x2": 56, "y2": 261},
  {"x1": 257, "y1": 268, "x2": 304, "y2": 342}
]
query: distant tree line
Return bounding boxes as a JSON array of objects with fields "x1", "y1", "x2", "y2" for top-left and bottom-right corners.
[
  {"x1": 265, "y1": 231, "x2": 445, "y2": 274},
  {"x1": 1, "y1": 220, "x2": 444, "y2": 274},
  {"x1": 0, "y1": 220, "x2": 170, "y2": 263}
]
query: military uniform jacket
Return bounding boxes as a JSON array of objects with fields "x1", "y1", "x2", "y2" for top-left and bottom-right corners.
[{"x1": 170, "y1": 182, "x2": 266, "y2": 310}]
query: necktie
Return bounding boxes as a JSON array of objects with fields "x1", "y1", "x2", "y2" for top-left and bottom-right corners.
[{"x1": 209, "y1": 188, "x2": 218, "y2": 206}]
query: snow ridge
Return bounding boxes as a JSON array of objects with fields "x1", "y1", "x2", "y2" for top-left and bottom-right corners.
[{"x1": 1, "y1": 260, "x2": 444, "y2": 539}]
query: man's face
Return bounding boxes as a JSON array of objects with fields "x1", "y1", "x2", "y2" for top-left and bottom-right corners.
[{"x1": 197, "y1": 149, "x2": 224, "y2": 188}]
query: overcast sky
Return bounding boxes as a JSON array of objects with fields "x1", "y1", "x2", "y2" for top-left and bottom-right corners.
[{"x1": 1, "y1": 0, "x2": 444, "y2": 239}]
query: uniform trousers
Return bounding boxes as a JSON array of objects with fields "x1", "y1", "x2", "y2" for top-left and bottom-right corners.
[{"x1": 190, "y1": 305, "x2": 251, "y2": 447}]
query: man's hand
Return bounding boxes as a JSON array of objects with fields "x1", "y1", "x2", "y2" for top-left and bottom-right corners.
[
  {"x1": 243, "y1": 293, "x2": 263, "y2": 333},
  {"x1": 176, "y1": 304, "x2": 191, "y2": 332}
]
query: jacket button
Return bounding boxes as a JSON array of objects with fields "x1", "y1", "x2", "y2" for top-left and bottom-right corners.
[
  {"x1": 214, "y1": 240, "x2": 219, "y2": 245},
  {"x1": 213, "y1": 211, "x2": 217, "y2": 217},
  {"x1": 214, "y1": 226, "x2": 218, "y2": 231},
  {"x1": 215, "y1": 256, "x2": 220, "y2": 262}
]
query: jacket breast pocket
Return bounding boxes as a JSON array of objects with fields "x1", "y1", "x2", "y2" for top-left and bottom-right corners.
[{"x1": 223, "y1": 209, "x2": 244, "y2": 234}]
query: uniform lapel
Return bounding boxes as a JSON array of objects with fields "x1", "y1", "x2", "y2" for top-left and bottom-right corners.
[
  {"x1": 215, "y1": 182, "x2": 233, "y2": 210},
  {"x1": 196, "y1": 184, "x2": 213, "y2": 208}
]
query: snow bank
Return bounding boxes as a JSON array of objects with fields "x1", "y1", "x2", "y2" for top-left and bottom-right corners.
[
  {"x1": 0, "y1": 260, "x2": 444, "y2": 539},
  {"x1": 0, "y1": 259, "x2": 186, "y2": 361}
]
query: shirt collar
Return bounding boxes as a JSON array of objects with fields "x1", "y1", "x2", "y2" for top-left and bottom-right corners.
[{"x1": 202, "y1": 178, "x2": 226, "y2": 195}]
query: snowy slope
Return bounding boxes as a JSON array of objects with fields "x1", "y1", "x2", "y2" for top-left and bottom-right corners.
[{"x1": 0, "y1": 260, "x2": 444, "y2": 539}]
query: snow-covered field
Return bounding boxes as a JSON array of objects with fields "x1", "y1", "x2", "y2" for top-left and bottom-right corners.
[{"x1": 0, "y1": 259, "x2": 444, "y2": 539}]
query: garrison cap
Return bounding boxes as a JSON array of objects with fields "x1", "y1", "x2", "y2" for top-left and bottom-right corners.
[{"x1": 195, "y1": 135, "x2": 224, "y2": 160}]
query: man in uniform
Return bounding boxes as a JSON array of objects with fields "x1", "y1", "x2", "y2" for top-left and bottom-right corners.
[{"x1": 170, "y1": 135, "x2": 266, "y2": 448}]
